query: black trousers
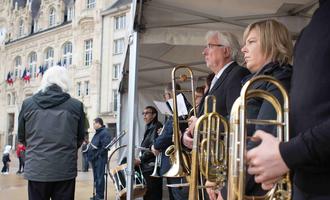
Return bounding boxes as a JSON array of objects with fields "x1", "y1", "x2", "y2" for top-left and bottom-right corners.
[
  {"x1": 293, "y1": 185, "x2": 330, "y2": 200},
  {"x1": 28, "y1": 179, "x2": 75, "y2": 200},
  {"x1": 143, "y1": 171, "x2": 163, "y2": 200},
  {"x1": 167, "y1": 177, "x2": 189, "y2": 200}
]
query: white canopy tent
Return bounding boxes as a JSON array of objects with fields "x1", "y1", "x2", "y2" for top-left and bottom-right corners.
[{"x1": 116, "y1": 0, "x2": 318, "y2": 199}]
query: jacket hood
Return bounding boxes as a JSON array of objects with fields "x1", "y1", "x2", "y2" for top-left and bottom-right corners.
[
  {"x1": 4, "y1": 145, "x2": 11, "y2": 154},
  {"x1": 32, "y1": 85, "x2": 71, "y2": 109}
]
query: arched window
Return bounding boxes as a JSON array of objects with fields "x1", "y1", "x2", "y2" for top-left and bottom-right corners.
[
  {"x1": 28, "y1": 52, "x2": 37, "y2": 78},
  {"x1": 49, "y1": 7, "x2": 56, "y2": 27},
  {"x1": 63, "y1": 42, "x2": 72, "y2": 66},
  {"x1": 18, "y1": 18, "x2": 24, "y2": 37},
  {"x1": 14, "y1": 56, "x2": 21, "y2": 79},
  {"x1": 44, "y1": 47, "x2": 54, "y2": 67}
]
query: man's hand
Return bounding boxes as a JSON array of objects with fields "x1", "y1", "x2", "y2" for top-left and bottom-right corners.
[
  {"x1": 182, "y1": 116, "x2": 198, "y2": 149},
  {"x1": 183, "y1": 130, "x2": 193, "y2": 149},
  {"x1": 151, "y1": 145, "x2": 160, "y2": 156},
  {"x1": 246, "y1": 130, "x2": 289, "y2": 190}
]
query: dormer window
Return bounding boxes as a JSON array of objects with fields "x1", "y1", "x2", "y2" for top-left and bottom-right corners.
[
  {"x1": 49, "y1": 7, "x2": 56, "y2": 27},
  {"x1": 18, "y1": 19, "x2": 24, "y2": 37}
]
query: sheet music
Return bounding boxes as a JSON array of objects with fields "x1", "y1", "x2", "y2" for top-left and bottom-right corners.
[
  {"x1": 153, "y1": 100, "x2": 173, "y2": 115},
  {"x1": 166, "y1": 93, "x2": 188, "y2": 117}
]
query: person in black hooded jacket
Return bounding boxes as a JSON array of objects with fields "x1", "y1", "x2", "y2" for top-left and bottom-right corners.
[
  {"x1": 246, "y1": 1, "x2": 330, "y2": 199},
  {"x1": 18, "y1": 66, "x2": 85, "y2": 200}
]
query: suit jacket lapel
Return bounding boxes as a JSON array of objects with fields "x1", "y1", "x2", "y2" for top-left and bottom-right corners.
[
  {"x1": 208, "y1": 62, "x2": 237, "y2": 94},
  {"x1": 197, "y1": 62, "x2": 238, "y2": 117}
]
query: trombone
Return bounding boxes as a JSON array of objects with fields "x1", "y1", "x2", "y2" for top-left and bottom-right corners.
[
  {"x1": 163, "y1": 65, "x2": 197, "y2": 178},
  {"x1": 189, "y1": 95, "x2": 229, "y2": 200},
  {"x1": 227, "y1": 75, "x2": 291, "y2": 200}
]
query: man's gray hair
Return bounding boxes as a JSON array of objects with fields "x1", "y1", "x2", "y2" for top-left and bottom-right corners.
[
  {"x1": 38, "y1": 66, "x2": 70, "y2": 93},
  {"x1": 206, "y1": 31, "x2": 244, "y2": 64}
]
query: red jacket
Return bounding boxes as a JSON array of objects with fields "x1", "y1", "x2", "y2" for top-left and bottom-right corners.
[{"x1": 16, "y1": 144, "x2": 26, "y2": 157}]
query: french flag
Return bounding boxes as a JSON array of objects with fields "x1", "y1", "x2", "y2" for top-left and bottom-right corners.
[{"x1": 6, "y1": 72, "x2": 13, "y2": 85}]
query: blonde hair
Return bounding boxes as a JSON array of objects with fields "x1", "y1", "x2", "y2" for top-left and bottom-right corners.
[{"x1": 243, "y1": 19, "x2": 293, "y2": 65}]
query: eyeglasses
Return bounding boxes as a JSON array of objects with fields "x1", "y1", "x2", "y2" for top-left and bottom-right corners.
[
  {"x1": 206, "y1": 43, "x2": 225, "y2": 49},
  {"x1": 142, "y1": 112, "x2": 153, "y2": 115}
]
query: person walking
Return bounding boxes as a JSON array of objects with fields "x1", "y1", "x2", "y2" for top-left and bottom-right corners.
[{"x1": 1, "y1": 145, "x2": 11, "y2": 175}]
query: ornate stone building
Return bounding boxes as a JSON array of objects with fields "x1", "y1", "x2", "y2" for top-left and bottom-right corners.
[{"x1": 0, "y1": 0, "x2": 131, "y2": 149}]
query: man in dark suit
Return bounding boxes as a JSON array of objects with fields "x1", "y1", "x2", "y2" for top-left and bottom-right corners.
[
  {"x1": 183, "y1": 31, "x2": 249, "y2": 148},
  {"x1": 182, "y1": 31, "x2": 249, "y2": 199}
]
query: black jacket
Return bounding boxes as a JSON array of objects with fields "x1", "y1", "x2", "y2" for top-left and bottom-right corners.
[
  {"x1": 18, "y1": 85, "x2": 85, "y2": 182},
  {"x1": 89, "y1": 126, "x2": 112, "y2": 162},
  {"x1": 279, "y1": 1, "x2": 330, "y2": 195},
  {"x1": 244, "y1": 62, "x2": 292, "y2": 138},
  {"x1": 198, "y1": 62, "x2": 250, "y2": 118},
  {"x1": 140, "y1": 120, "x2": 162, "y2": 172},
  {"x1": 244, "y1": 62, "x2": 292, "y2": 196}
]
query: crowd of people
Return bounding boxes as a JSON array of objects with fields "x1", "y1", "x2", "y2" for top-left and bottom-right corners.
[{"x1": 2, "y1": 1, "x2": 329, "y2": 200}]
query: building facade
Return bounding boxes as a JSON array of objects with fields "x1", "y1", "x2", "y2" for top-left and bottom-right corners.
[{"x1": 0, "y1": 0, "x2": 131, "y2": 149}]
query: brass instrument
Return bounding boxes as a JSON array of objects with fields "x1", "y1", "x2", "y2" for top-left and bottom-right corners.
[
  {"x1": 150, "y1": 126, "x2": 165, "y2": 178},
  {"x1": 227, "y1": 75, "x2": 291, "y2": 200},
  {"x1": 163, "y1": 65, "x2": 197, "y2": 178},
  {"x1": 189, "y1": 95, "x2": 229, "y2": 200}
]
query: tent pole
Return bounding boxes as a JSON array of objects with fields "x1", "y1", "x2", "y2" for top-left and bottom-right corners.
[{"x1": 127, "y1": 0, "x2": 138, "y2": 200}]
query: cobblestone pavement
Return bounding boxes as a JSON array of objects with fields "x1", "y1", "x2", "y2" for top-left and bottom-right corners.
[{"x1": 0, "y1": 152, "x2": 116, "y2": 200}]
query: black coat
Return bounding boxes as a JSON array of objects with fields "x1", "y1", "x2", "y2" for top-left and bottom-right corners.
[
  {"x1": 198, "y1": 62, "x2": 250, "y2": 118},
  {"x1": 279, "y1": 1, "x2": 330, "y2": 195},
  {"x1": 18, "y1": 85, "x2": 85, "y2": 182},
  {"x1": 89, "y1": 126, "x2": 112, "y2": 162},
  {"x1": 153, "y1": 117, "x2": 174, "y2": 175},
  {"x1": 244, "y1": 62, "x2": 292, "y2": 196},
  {"x1": 140, "y1": 120, "x2": 162, "y2": 172}
]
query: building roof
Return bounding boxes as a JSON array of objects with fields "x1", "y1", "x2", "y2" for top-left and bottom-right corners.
[{"x1": 105, "y1": 0, "x2": 131, "y2": 12}]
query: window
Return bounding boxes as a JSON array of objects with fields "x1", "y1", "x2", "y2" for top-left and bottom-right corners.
[
  {"x1": 114, "y1": 15, "x2": 126, "y2": 30},
  {"x1": 113, "y1": 63, "x2": 120, "y2": 79},
  {"x1": 84, "y1": 39, "x2": 93, "y2": 66},
  {"x1": 86, "y1": 0, "x2": 96, "y2": 9},
  {"x1": 112, "y1": 89, "x2": 118, "y2": 112},
  {"x1": 84, "y1": 81, "x2": 89, "y2": 95},
  {"x1": 7, "y1": 94, "x2": 11, "y2": 105},
  {"x1": 28, "y1": 52, "x2": 37, "y2": 78},
  {"x1": 33, "y1": 19, "x2": 38, "y2": 33},
  {"x1": 18, "y1": 19, "x2": 24, "y2": 37},
  {"x1": 12, "y1": 92, "x2": 16, "y2": 105},
  {"x1": 45, "y1": 47, "x2": 54, "y2": 67},
  {"x1": 113, "y1": 38, "x2": 124, "y2": 54},
  {"x1": 63, "y1": 42, "x2": 73, "y2": 66},
  {"x1": 14, "y1": 56, "x2": 21, "y2": 79},
  {"x1": 49, "y1": 7, "x2": 56, "y2": 27},
  {"x1": 77, "y1": 82, "x2": 81, "y2": 96},
  {"x1": 67, "y1": 7, "x2": 74, "y2": 21}
]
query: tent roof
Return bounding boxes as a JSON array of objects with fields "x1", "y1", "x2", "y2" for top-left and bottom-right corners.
[{"x1": 124, "y1": 0, "x2": 318, "y2": 90}]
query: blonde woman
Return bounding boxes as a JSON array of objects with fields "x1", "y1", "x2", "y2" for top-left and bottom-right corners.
[{"x1": 210, "y1": 19, "x2": 293, "y2": 200}]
